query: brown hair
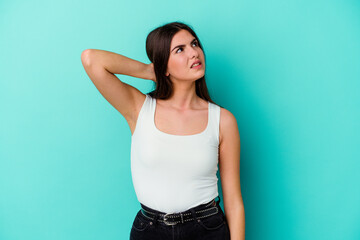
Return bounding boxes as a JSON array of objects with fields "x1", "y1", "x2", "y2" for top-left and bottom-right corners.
[{"x1": 145, "y1": 21, "x2": 218, "y2": 106}]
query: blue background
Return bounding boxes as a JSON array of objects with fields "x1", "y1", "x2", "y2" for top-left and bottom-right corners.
[{"x1": 1, "y1": 0, "x2": 359, "y2": 239}]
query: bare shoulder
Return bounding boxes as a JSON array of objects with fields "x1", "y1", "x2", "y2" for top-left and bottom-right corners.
[{"x1": 219, "y1": 107, "x2": 239, "y2": 145}]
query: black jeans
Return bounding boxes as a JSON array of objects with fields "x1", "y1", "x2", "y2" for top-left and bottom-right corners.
[{"x1": 130, "y1": 196, "x2": 230, "y2": 240}]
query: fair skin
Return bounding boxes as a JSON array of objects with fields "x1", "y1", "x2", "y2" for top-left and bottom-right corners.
[
  {"x1": 155, "y1": 29, "x2": 209, "y2": 135},
  {"x1": 81, "y1": 29, "x2": 244, "y2": 240}
]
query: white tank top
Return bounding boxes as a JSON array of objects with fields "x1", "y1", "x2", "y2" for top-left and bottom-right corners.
[{"x1": 130, "y1": 94, "x2": 220, "y2": 213}]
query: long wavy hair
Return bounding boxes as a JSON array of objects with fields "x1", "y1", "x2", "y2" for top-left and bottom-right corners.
[{"x1": 145, "y1": 21, "x2": 218, "y2": 105}]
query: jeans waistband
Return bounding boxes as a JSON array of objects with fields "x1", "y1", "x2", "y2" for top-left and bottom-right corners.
[
  {"x1": 140, "y1": 195, "x2": 221, "y2": 215},
  {"x1": 139, "y1": 195, "x2": 221, "y2": 225}
]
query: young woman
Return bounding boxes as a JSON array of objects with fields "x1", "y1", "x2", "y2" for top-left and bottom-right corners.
[{"x1": 81, "y1": 21, "x2": 245, "y2": 240}]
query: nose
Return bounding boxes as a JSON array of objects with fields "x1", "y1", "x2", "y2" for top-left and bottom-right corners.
[{"x1": 188, "y1": 46, "x2": 199, "y2": 58}]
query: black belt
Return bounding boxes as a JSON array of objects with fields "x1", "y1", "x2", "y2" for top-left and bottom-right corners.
[{"x1": 140, "y1": 198, "x2": 220, "y2": 226}]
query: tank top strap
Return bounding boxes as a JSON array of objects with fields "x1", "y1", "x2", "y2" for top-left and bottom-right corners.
[
  {"x1": 132, "y1": 94, "x2": 152, "y2": 137},
  {"x1": 139, "y1": 94, "x2": 153, "y2": 119},
  {"x1": 208, "y1": 102, "x2": 221, "y2": 145},
  {"x1": 138, "y1": 94, "x2": 220, "y2": 145}
]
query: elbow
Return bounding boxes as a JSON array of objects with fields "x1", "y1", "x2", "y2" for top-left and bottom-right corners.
[{"x1": 81, "y1": 49, "x2": 93, "y2": 66}]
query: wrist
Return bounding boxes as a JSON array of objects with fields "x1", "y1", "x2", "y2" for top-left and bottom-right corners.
[{"x1": 146, "y1": 63, "x2": 156, "y2": 82}]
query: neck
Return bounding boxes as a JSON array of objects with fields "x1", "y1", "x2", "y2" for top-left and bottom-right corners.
[{"x1": 164, "y1": 80, "x2": 201, "y2": 110}]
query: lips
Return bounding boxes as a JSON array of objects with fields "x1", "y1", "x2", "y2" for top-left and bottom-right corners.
[{"x1": 191, "y1": 60, "x2": 201, "y2": 68}]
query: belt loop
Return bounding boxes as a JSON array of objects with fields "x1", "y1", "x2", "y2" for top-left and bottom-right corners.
[
  {"x1": 152, "y1": 211, "x2": 159, "y2": 225},
  {"x1": 190, "y1": 208, "x2": 199, "y2": 222},
  {"x1": 180, "y1": 212, "x2": 184, "y2": 223}
]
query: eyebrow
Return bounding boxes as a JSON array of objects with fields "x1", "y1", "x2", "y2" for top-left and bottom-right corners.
[{"x1": 171, "y1": 38, "x2": 197, "y2": 52}]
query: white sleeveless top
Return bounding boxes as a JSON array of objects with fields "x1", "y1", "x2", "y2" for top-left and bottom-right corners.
[{"x1": 130, "y1": 94, "x2": 221, "y2": 213}]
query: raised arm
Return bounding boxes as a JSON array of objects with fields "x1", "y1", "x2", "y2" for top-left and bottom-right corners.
[{"x1": 81, "y1": 49, "x2": 155, "y2": 132}]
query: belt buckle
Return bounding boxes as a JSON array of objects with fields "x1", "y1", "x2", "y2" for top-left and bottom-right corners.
[{"x1": 163, "y1": 213, "x2": 177, "y2": 226}]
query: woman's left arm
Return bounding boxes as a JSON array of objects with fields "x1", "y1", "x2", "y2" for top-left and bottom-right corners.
[{"x1": 218, "y1": 108, "x2": 245, "y2": 240}]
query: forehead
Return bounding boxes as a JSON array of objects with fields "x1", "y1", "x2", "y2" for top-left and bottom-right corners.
[{"x1": 170, "y1": 29, "x2": 196, "y2": 46}]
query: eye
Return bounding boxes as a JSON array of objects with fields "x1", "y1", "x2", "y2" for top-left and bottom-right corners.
[
  {"x1": 175, "y1": 41, "x2": 199, "y2": 54},
  {"x1": 176, "y1": 47, "x2": 183, "y2": 53}
]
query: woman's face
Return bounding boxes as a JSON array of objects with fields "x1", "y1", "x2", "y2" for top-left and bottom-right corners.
[{"x1": 166, "y1": 29, "x2": 205, "y2": 82}]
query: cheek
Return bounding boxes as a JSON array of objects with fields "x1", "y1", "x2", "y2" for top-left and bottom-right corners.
[{"x1": 168, "y1": 57, "x2": 187, "y2": 73}]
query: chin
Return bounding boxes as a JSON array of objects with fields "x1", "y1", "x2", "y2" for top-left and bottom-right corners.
[{"x1": 198, "y1": 71, "x2": 205, "y2": 79}]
